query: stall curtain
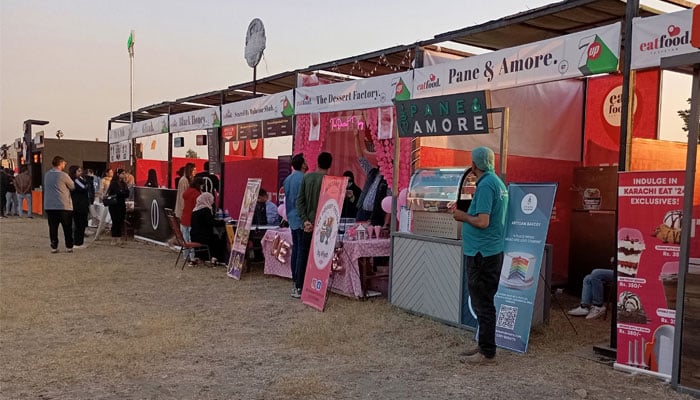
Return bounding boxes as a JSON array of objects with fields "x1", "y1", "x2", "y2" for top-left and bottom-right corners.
[
  {"x1": 293, "y1": 113, "x2": 328, "y2": 172},
  {"x1": 366, "y1": 107, "x2": 411, "y2": 191}
]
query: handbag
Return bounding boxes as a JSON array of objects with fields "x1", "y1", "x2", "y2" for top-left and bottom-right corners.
[{"x1": 103, "y1": 194, "x2": 118, "y2": 206}]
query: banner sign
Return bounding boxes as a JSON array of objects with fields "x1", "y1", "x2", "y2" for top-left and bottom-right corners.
[
  {"x1": 615, "y1": 171, "x2": 685, "y2": 377},
  {"x1": 412, "y1": 23, "x2": 621, "y2": 98},
  {"x1": 262, "y1": 117, "x2": 294, "y2": 137},
  {"x1": 295, "y1": 71, "x2": 413, "y2": 114},
  {"x1": 109, "y1": 141, "x2": 131, "y2": 162},
  {"x1": 221, "y1": 90, "x2": 294, "y2": 126},
  {"x1": 133, "y1": 187, "x2": 177, "y2": 243},
  {"x1": 237, "y1": 122, "x2": 263, "y2": 140},
  {"x1": 108, "y1": 125, "x2": 130, "y2": 144},
  {"x1": 222, "y1": 125, "x2": 236, "y2": 141},
  {"x1": 131, "y1": 116, "x2": 169, "y2": 139},
  {"x1": 206, "y1": 128, "x2": 220, "y2": 175},
  {"x1": 301, "y1": 175, "x2": 348, "y2": 311},
  {"x1": 493, "y1": 183, "x2": 557, "y2": 353},
  {"x1": 227, "y1": 178, "x2": 262, "y2": 280},
  {"x1": 169, "y1": 107, "x2": 221, "y2": 134},
  {"x1": 631, "y1": 9, "x2": 695, "y2": 70},
  {"x1": 395, "y1": 91, "x2": 491, "y2": 137}
]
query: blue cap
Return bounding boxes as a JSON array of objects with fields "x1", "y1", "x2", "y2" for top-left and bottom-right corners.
[{"x1": 472, "y1": 147, "x2": 495, "y2": 172}]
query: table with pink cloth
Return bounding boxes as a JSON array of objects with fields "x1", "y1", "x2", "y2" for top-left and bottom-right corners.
[{"x1": 261, "y1": 228, "x2": 390, "y2": 298}]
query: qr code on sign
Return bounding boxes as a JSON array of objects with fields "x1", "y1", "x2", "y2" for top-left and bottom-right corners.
[{"x1": 496, "y1": 304, "x2": 518, "y2": 330}]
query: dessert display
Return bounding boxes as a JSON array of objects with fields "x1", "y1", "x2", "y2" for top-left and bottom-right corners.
[
  {"x1": 617, "y1": 291, "x2": 650, "y2": 324},
  {"x1": 652, "y1": 210, "x2": 682, "y2": 244},
  {"x1": 617, "y1": 228, "x2": 646, "y2": 277}
]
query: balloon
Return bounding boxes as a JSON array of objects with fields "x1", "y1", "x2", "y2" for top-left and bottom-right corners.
[
  {"x1": 398, "y1": 188, "x2": 408, "y2": 208},
  {"x1": 278, "y1": 203, "x2": 287, "y2": 221},
  {"x1": 381, "y1": 196, "x2": 393, "y2": 214}
]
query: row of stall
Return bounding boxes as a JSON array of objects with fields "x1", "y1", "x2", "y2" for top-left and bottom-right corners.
[{"x1": 106, "y1": 1, "x2": 699, "y2": 394}]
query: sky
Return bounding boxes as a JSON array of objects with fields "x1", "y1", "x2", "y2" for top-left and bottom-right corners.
[{"x1": 0, "y1": 0, "x2": 688, "y2": 147}]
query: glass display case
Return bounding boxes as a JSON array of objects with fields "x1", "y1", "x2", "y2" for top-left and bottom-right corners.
[{"x1": 406, "y1": 167, "x2": 476, "y2": 239}]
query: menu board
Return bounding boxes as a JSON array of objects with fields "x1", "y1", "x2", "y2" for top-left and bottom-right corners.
[
  {"x1": 237, "y1": 122, "x2": 263, "y2": 140},
  {"x1": 263, "y1": 117, "x2": 293, "y2": 137}
]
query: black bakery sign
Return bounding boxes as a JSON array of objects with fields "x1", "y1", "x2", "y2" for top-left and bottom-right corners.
[{"x1": 395, "y1": 90, "x2": 491, "y2": 137}]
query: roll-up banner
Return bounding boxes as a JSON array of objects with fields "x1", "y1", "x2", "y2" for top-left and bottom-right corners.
[
  {"x1": 412, "y1": 22, "x2": 621, "y2": 98},
  {"x1": 301, "y1": 175, "x2": 348, "y2": 311},
  {"x1": 631, "y1": 9, "x2": 695, "y2": 70},
  {"x1": 295, "y1": 71, "x2": 413, "y2": 114},
  {"x1": 131, "y1": 115, "x2": 169, "y2": 139},
  {"x1": 493, "y1": 183, "x2": 557, "y2": 353},
  {"x1": 169, "y1": 107, "x2": 221, "y2": 134},
  {"x1": 108, "y1": 125, "x2": 130, "y2": 144},
  {"x1": 227, "y1": 178, "x2": 261, "y2": 280}
]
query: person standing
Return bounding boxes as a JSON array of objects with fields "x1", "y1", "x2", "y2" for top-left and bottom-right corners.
[
  {"x1": 175, "y1": 163, "x2": 196, "y2": 258},
  {"x1": 5, "y1": 169, "x2": 18, "y2": 216},
  {"x1": 283, "y1": 154, "x2": 306, "y2": 298},
  {"x1": 14, "y1": 166, "x2": 33, "y2": 218},
  {"x1": 296, "y1": 152, "x2": 332, "y2": 295},
  {"x1": 451, "y1": 147, "x2": 508, "y2": 364},
  {"x1": 194, "y1": 161, "x2": 220, "y2": 195},
  {"x1": 353, "y1": 130, "x2": 389, "y2": 227},
  {"x1": 44, "y1": 156, "x2": 75, "y2": 253},
  {"x1": 0, "y1": 168, "x2": 7, "y2": 218},
  {"x1": 69, "y1": 166, "x2": 90, "y2": 249},
  {"x1": 106, "y1": 169, "x2": 130, "y2": 245},
  {"x1": 181, "y1": 177, "x2": 204, "y2": 264}
]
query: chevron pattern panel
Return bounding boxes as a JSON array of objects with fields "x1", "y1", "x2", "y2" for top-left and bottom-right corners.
[{"x1": 391, "y1": 236, "x2": 462, "y2": 323}]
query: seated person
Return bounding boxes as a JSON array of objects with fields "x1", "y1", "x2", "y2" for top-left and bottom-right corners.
[
  {"x1": 568, "y1": 268, "x2": 614, "y2": 319},
  {"x1": 190, "y1": 192, "x2": 227, "y2": 265},
  {"x1": 252, "y1": 188, "x2": 280, "y2": 226},
  {"x1": 341, "y1": 170, "x2": 362, "y2": 219}
]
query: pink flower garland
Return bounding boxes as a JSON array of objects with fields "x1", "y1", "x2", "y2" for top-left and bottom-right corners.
[
  {"x1": 367, "y1": 108, "x2": 411, "y2": 192},
  {"x1": 293, "y1": 114, "x2": 327, "y2": 171}
]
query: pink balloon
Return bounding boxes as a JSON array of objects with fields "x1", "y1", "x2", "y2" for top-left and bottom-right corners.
[
  {"x1": 381, "y1": 196, "x2": 393, "y2": 214},
  {"x1": 278, "y1": 203, "x2": 287, "y2": 221},
  {"x1": 398, "y1": 188, "x2": 408, "y2": 208}
]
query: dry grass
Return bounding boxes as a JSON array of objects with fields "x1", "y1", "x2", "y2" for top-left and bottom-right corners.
[{"x1": 0, "y1": 217, "x2": 694, "y2": 399}]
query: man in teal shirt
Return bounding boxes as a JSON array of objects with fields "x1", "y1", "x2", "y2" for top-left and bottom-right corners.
[{"x1": 452, "y1": 146, "x2": 508, "y2": 363}]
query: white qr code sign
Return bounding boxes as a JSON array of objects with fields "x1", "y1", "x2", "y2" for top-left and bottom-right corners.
[{"x1": 496, "y1": 304, "x2": 518, "y2": 331}]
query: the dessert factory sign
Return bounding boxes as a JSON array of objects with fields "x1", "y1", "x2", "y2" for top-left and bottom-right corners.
[{"x1": 616, "y1": 171, "x2": 691, "y2": 377}]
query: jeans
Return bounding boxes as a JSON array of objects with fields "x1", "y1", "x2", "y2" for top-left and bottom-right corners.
[
  {"x1": 5, "y1": 192, "x2": 17, "y2": 215},
  {"x1": 290, "y1": 228, "x2": 304, "y2": 289},
  {"x1": 581, "y1": 269, "x2": 614, "y2": 306},
  {"x1": 17, "y1": 193, "x2": 32, "y2": 217},
  {"x1": 465, "y1": 252, "x2": 503, "y2": 358},
  {"x1": 181, "y1": 224, "x2": 192, "y2": 261},
  {"x1": 46, "y1": 210, "x2": 74, "y2": 249},
  {"x1": 297, "y1": 231, "x2": 313, "y2": 290}
]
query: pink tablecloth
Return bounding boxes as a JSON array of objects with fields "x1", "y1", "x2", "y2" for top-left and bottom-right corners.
[{"x1": 261, "y1": 228, "x2": 390, "y2": 298}]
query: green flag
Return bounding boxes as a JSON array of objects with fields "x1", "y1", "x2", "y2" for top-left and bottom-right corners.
[{"x1": 127, "y1": 30, "x2": 135, "y2": 56}]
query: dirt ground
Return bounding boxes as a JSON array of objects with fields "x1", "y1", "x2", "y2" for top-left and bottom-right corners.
[{"x1": 0, "y1": 217, "x2": 694, "y2": 400}]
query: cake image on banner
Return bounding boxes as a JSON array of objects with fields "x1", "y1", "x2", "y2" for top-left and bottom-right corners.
[
  {"x1": 617, "y1": 227, "x2": 646, "y2": 277},
  {"x1": 617, "y1": 291, "x2": 650, "y2": 324},
  {"x1": 652, "y1": 210, "x2": 682, "y2": 244},
  {"x1": 499, "y1": 251, "x2": 537, "y2": 289}
]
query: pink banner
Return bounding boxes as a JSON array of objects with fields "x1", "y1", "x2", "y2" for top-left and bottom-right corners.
[
  {"x1": 301, "y1": 175, "x2": 348, "y2": 311},
  {"x1": 616, "y1": 171, "x2": 685, "y2": 376}
]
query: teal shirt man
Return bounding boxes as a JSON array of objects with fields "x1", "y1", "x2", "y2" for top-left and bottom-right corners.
[{"x1": 452, "y1": 146, "x2": 508, "y2": 363}]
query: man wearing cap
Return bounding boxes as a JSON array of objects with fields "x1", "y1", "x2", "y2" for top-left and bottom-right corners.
[{"x1": 451, "y1": 146, "x2": 508, "y2": 364}]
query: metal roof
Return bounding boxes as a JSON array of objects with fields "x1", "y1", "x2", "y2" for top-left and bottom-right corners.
[{"x1": 109, "y1": 0, "x2": 673, "y2": 124}]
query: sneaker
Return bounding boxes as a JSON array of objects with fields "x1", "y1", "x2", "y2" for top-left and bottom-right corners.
[
  {"x1": 568, "y1": 305, "x2": 590, "y2": 317},
  {"x1": 460, "y1": 352, "x2": 495, "y2": 364},
  {"x1": 66, "y1": 248, "x2": 73, "y2": 253},
  {"x1": 73, "y1": 244, "x2": 88, "y2": 249},
  {"x1": 50, "y1": 248, "x2": 58, "y2": 254},
  {"x1": 291, "y1": 288, "x2": 302, "y2": 298},
  {"x1": 459, "y1": 347, "x2": 481, "y2": 357},
  {"x1": 586, "y1": 305, "x2": 606, "y2": 320}
]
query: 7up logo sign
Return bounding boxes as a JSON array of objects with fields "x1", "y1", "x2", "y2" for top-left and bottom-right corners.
[{"x1": 578, "y1": 34, "x2": 618, "y2": 75}]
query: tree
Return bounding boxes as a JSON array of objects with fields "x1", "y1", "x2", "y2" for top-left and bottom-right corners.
[
  {"x1": 678, "y1": 98, "x2": 699, "y2": 143},
  {"x1": 185, "y1": 149, "x2": 198, "y2": 158}
]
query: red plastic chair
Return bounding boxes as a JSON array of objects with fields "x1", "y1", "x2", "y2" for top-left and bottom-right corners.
[{"x1": 165, "y1": 208, "x2": 210, "y2": 269}]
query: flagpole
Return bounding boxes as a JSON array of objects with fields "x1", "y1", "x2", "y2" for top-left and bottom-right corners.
[{"x1": 128, "y1": 30, "x2": 135, "y2": 172}]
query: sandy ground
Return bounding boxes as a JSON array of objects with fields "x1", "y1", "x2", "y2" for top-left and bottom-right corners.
[{"x1": 0, "y1": 217, "x2": 694, "y2": 400}]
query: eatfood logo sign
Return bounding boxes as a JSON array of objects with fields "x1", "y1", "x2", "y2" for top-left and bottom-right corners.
[{"x1": 395, "y1": 91, "x2": 491, "y2": 137}]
